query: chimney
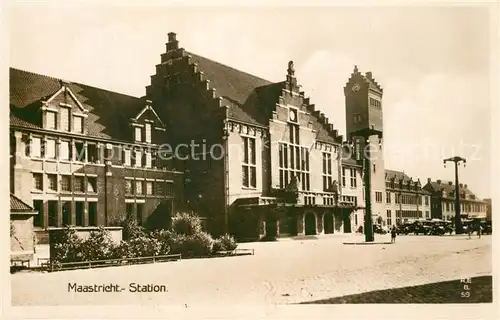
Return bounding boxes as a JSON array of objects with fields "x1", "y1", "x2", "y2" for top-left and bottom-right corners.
[
  {"x1": 437, "y1": 179, "x2": 441, "y2": 184},
  {"x1": 465, "y1": 184, "x2": 468, "y2": 188},
  {"x1": 427, "y1": 178, "x2": 431, "y2": 183},
  {"x1": 166, "y1": 32, "x2": 179, "y2": 52},
  {"x1": 448, "y1": 181, "x2": 452, "y2": 186}
]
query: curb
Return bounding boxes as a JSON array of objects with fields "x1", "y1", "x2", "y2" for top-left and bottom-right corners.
[{"x1": 343, "y1": 242, "x2": 394, "y2": 245}]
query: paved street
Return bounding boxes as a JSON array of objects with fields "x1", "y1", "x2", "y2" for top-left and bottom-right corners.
[{"x1": 11, "y1": 234, "x2": 492, "y2": 306}]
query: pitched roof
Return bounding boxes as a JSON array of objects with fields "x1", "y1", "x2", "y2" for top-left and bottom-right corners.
[
  {"x1": 385, "y1": 169, "x2": 412, "y2": 183},
  {"x1": 186, "y1": 52, "x2": 339, "y2": 143},
  {"x1": 10, "y1": 194, "x2": 36, "y2": 213},
  {"x1": 10, "y1": 68, "x2": 145, "y2": 140},
  {"x1": 425, "y1": 179, "x2": 478, "y2": 200}
]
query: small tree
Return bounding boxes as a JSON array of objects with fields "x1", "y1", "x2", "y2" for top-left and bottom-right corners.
[
  {"x1": 110, "y1": 213, "x2": 145, "y2": 240},
  {"x1": 52, "y1": 227, "x2": 84, "y2": 263},
  {"x1": 80, "y1": 227, "x2": 116, "y2": 261}
]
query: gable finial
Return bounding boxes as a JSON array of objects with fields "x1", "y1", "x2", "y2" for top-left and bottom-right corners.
[
  {"x1": 353, "y1": 65, "x2": 359, "y2": 73},
  {"x1": 287, "y1": 60, "x2": 295, "y2": 77}
]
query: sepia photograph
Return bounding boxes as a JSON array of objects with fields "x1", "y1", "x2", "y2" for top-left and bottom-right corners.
[{"x1": 3, "y1": 2, "x2": 498, "y2": 319}]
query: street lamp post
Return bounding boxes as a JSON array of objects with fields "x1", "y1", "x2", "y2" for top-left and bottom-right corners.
[
  {"x1": 351, "y1": 127, "x2": 383, "y2": 242},
  {"x1": 443, "y1": 156, "x2": 466, "y2": 234}
]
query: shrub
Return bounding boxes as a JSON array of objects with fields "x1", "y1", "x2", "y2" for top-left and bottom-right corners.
[
  {"x1": 218, "y1": 234, "x2": 238, "y2": 251},
  {"x1": 149, "y1": 229, "x2": 174, "y2": 255},
  {"x1": 183, "y1": 232, "x2": 214, "y2": 257},
  {"x1": 52, "y1": 227, "x2": 84, "y2": 264},
  {"x1": 114, "y1": 235, "x2": 164, "y2": 259},
  {"x1": 212, "y1": 234, "x2": 238, "y2": 253},
  {"x1": 80, "y1": 227, "x2": 116, "y2": 261},
  {"x1": 171, "y1": 212, "x2": 203, "y2": 236},
  {"x1": 109, "y1": 213, "x2": 145, "y2": 240}
]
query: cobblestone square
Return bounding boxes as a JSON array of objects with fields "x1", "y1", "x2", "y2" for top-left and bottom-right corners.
[{"x1": 11, "y1": 234, "x2": 492, "y2": 306}]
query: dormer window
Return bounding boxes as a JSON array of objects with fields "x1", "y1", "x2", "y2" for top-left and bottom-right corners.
[
  {"x1": 145, "y1": 123, "x2": 152, "y2": 143},
  {"x1": 60, "y1": 107, "x2": 70, "y2": 131},
  {"x1": 46, "y1": 111, "x2": 57, "y2": 130},
  {"x1": 135, "y1": 127, "x2": 142, "y2": 142},
  {"x1": 73, "y1": 116, "x2": 83, "y2": 133}
]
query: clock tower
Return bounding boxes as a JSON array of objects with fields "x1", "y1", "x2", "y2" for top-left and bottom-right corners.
[{"x1": 344, "y1": 65, "x2": 387, "y2": 232}]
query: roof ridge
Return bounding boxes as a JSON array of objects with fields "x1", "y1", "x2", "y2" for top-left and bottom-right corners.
[
  {"x1": 187, "y1": 52, "x2": 274, "y2": 85},
  {"x1": 10, "y1": 67, "x2": 143, "y2": 100}
]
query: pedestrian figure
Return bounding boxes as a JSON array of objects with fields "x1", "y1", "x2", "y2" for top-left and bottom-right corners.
[
  {"x1": 467, "y1": 226, "x2": 472, "y2": 239},
  {"x1": 478, "y1": 224, "x2": 482, "y2": 239},
  {"x1": 391, "y1": 226, "x2": 397, "y2": 243}
]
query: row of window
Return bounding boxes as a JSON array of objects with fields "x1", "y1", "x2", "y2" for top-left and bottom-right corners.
[
  {"x1": 385, "y1": 181, "x2": 420, "y2": 191},
  {"x1": 26, "y1": 136, "x2": 167, "y2": 169},
  {"x1": 393, "y1": 193, "x2": 425, "y2": 205},
  {"x1": 396, "y1": 210, "x2": 423, "y2": 219},
  {"x1": 304, "y1": 196, "x2": 316, "y2": 206},
  {"x1": 33, "y1": 173, "x2": 97, "y2": 193},
  {"x1": 125, "y1": 179, "x2": 174, "y2": 196},
  {"x1": 369, "y1": 97, "x2": 381, "y2": 109},
  {"x1": 278, "y1": 141, "x2": 310, "y2": 191},
  {"x1": 443, "y1": 202, "x2": 485, "y2": 213},
  {"x1": 33, "y1": 199, "x2": 97, "y2": 228},
  {"x1": 45, "y1": 109, "x2": 84, "y2": 133}
]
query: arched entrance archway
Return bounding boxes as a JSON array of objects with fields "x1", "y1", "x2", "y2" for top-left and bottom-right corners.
[
  {"x1": 324, "y1": 212, "x2": 334, "y2": 234},
  {"x1": 305, "y1": 212, "x2": 317, "y2": 235}
]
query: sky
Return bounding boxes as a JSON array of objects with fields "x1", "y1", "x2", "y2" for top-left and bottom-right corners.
[{"x1": 7, "y1": 4, "x2": 493, "y2": 198}]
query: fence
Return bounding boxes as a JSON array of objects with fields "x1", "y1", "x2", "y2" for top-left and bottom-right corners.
[{"x1": 48, "y1": 253, "x2": 182, "y2": 272}]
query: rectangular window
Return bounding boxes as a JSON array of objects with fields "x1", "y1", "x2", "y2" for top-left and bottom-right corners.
[
  {"x1": 33, "y1": 173, "x2": 43, "y2": 191},
  {"x1": 425, "y1": 196, "x2": 429, "y2": 205},
  {"x1": 45, "y1": 139, "x2": 56, "y2": 159},
  {"x1": 134, "y1": 150, "x2": 142, "y2": 167},
  {"x1": 48, "y1": 200, "x2": 58, "y2": 227},
  {"x1": 289, "y1": 124, "x2": 300, "y2": 145},
  {"x1": 62, "y1": 201, "x2": 71, "y2": 226},
  {"x1": 75, "y1": 142, "x2": 86, "y2": 162},
  {"x1": 59, "y1": 141, "x2": 71, "y2": 160},
  {"x1": 375, "y1": 191, "x2": 383, "y2": 203},
  {"x1": 87, "y1": 177, "x2": 97, "y2": 193},
  {"x1": 33, "y1": 200, "x2": 43, "y2": 227},
  {"x1": 47, "y1": 174, "x2": 57, "y2": 191},
  {"x1": 123, "y1": 149, "x2": 131, "y2": 166},
  {"x1": 46, "y1": 111, "x2": 57, "y2": 129},
  {"x1": 74, "y1": 176, "x2": 84, "y2": 192},
  {"x1": 125, "y1": 180, "x2": 132, "y2": 194},
  {"x1": 146, "y1": 181, "x2": 153, "y2": 195},
  {"x1": 135, "y1": 127, "x2": 142, "y2": 142},
  {"x1": 60, "y1": 107, "x2": 70, "y2": 131},
  {"x1": 242, "y1": 136, "x2": 257, "y2": 188},
  {"x1": 386, "y1": 192, "x2": 391, "y2": 204},
  {"x1": 88, "y1": 202, "x2": 97, "y2": 226},
  {"x1": 75, "y1": 201, "x2": 84, "y2": 226},
  {"x1": 73, "y1": 116, "x2": 83, "y2": 133},
  {"x1": 350, "y1": 168, "x2": 357, "y2": 187},
  {"x1": 87, "y1": 143, "x2": 98, "y2": 163},
  {"x1": 342, "y1": 168, "x2": 346, "y2": 187},
  {"x1": 145, "y1": 152, "x2": 152, "y2": 168},
  {"x1": 135, "y1": 180, "x2": 143, "y2": 194},
  {"x1": 322, "y1": 152, "x2": 333, "y2": 192},
  {"x1": 31, "y1": 137, "x2": 42, "y2": 157},
  {"x1": 61, "y1": 175, "x2": 71, "y2": 192},
  {"x1": 126, "y1": 203, "x2": 134, "y2": 217},
  {"x1": 387, "y1": 210, "x2": 392, "y2": 227},
  {"x1": 145, "y1": 123, "x2": 152, "y2": 143}
]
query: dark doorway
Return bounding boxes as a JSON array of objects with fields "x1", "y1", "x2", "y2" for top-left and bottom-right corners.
[
  {"x1": 75, "y1": 202, "x2": 84, "y2": 226},
  {"x1": 343, "y1": 209, "x2": 352, "y2": 233},
  {"x1": 265, "y1": 217, "x2": 278, "y2": 238},
  {"x1": 324, "y1": 212, "x2": 334, "y2": 234},
  {"x1": 305, "y1": 212, "x2": 317, "y2": 235},
  {"x1": 48, "y1": 201, "x2": 58, "y2": 227}
]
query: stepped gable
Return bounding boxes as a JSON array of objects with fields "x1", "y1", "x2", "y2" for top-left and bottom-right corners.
[
  {"x1": 344, "y1": 65, "x2": 383, "y2": 93},
  {"x1": 153, "y1": 32, "x2": 343, "y2": 144},
  {"x1": 9, "y1": 68, "x2": 145, "y2": 140}
]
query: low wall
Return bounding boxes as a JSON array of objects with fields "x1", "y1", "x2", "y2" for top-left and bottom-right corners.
[{"x1": 48, "y1": 227, "x2": 123, "y2": 260}]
